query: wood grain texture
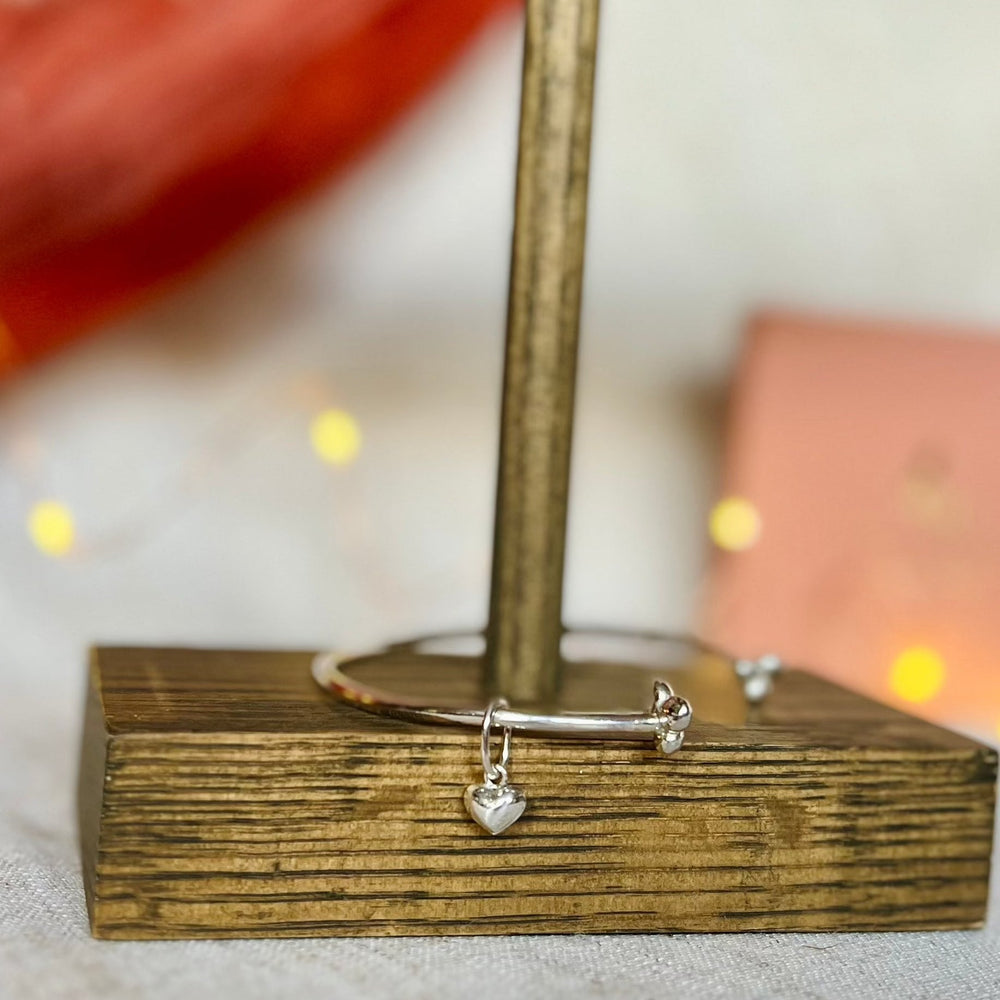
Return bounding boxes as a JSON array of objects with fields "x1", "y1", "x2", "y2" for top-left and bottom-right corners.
[{"x1": 79, "y1": 646, "x2": 996, "y2": 939}]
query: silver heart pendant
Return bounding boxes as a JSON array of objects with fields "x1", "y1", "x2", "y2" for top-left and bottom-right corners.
[{"x1": 463, "y1": 781, "x2": 527, "y2": 835}]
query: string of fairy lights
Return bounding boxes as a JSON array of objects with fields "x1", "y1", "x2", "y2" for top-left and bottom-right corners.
[
  {"x1": 15, "y1": 407, "x2": 979, "y2": 734},
  {"x1": 24, "y1": 404, "x2": 363, "y2": 559},
  {"x1": 14, "y1": 391, "x2": 480, "y2": 628}
]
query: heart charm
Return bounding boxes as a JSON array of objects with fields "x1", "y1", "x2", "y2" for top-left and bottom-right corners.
[{"x1": 463, "y1": 781, "x2": 526, "y2": 835}]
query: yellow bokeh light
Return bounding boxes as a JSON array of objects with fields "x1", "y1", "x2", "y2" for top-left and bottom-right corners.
[
  {"x1": 890, "y1": 646, "x2": 946, "y2": 704},
  {"x1": 709, "y1": 496, "x2": 761, "y2": 552},
  {"x1": 310, "y1": 409, "x2": 361, "y2": 467},
  {"x1": 28, "y1": 500, "x2": 75, "y2": 558}
]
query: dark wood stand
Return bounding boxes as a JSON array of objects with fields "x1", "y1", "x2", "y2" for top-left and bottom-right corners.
[
  {"x1": 76, "y1": 0, "x2": 997, "y2": 938},
  {"x1": 79, "y1": 646, "x2": 995, "y2": 938}
]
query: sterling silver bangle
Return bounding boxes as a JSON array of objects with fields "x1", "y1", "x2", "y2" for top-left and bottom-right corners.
[{"x1": 312, "y1": 630, "x2": 781, "y2": 835}]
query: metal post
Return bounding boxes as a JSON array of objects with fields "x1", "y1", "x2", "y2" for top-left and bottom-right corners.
[{"x1": 486, "y1": 0, "x2": 601, "y2": 702}]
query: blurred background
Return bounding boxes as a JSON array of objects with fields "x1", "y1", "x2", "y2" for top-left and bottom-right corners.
[{"x1": 3, "y1": 0, "x2": 1000, "y2": 767}]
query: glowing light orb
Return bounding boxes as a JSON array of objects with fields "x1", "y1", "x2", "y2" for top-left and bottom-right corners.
[
  {"x1": 709, "y1": 496, "x2": 761, "y2": 552},
  {"x1": 310, "y1": 409, "x2": 361, "y2": 467},
  {"x1": 28, "y1": 500, "x2": 75, "y2": 557},
  {"x1": 890, "y1": 646, "x2": 946, "y2": 704}
]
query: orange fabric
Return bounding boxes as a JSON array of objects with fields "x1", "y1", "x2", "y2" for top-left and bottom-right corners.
[{"x1": 0, "y1": 0, "x2": 514, "y2": 373}]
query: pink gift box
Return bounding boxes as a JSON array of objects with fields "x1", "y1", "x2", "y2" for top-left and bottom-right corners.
[{"x1": 704, "y1": 310, "x2": 1000, "y2": 738}]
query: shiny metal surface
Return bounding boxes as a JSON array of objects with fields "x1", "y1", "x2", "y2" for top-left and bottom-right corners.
[
  {"x1": 465, "y1": 697, "x2": 526, "y2": 835},
  {"x1": 487, "y1": 0, "x2": 602, "y2": 702},
  {"x1": 480, "y1": 697, "x2": 512, "y2": 783},
  {"x1": 312, "y1": 629, "x2": 780, "y2": 744}
]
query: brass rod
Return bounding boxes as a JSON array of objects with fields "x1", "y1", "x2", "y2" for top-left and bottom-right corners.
[{"x1": 486, "y1": 0, "x2": 601, "y2": 702}]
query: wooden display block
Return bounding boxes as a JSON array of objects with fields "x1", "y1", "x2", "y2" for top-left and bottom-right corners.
[{"x1": 78, "y1": 646, "x2": 996, "y2": 939}]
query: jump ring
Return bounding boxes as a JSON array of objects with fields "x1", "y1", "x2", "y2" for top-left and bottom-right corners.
[{"x1": 481, "y1": 697, "x2": 512, "y2": 783}]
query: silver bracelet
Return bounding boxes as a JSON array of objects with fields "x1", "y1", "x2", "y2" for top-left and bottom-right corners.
[{"x1": 312, "y1": 630, "x2": 781, "y2": 836}]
